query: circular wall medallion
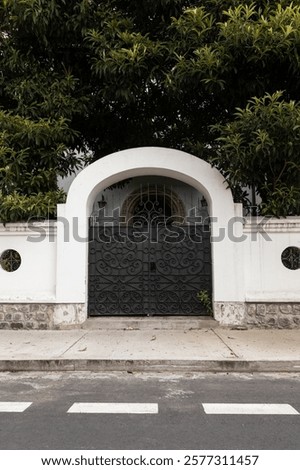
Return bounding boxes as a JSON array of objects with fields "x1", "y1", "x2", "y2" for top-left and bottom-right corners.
[
  {"x1": 0, "y1": 249, "x2": 22, "y2": 272},
  {"x1": 281, "y1": 246, "x2": 300, "y2": 270}
]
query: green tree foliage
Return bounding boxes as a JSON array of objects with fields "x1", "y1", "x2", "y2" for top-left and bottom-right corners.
[
  {"x1": 0, "y1": 0, "x2": 300, "y2": 220},
  {"x1": 213, "y1": 92, "x2": 300, "y2": 216}
]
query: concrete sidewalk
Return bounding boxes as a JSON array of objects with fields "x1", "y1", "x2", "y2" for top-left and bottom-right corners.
[{"x1": 0, "y1": 324, "x2": 300, "y2": 372}]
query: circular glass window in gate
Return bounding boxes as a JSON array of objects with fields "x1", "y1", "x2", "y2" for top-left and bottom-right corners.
[
  {"x1": 0, "y1": 249, "x2": 22, "y2": 272},
  {"x1": 281, "y1": 246, "x2": 300, "y2": 270}
]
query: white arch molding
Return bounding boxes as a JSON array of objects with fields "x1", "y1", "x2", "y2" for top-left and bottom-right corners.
[{"x1": 55, "y1": 147, "x2": 245, "y2": 324}]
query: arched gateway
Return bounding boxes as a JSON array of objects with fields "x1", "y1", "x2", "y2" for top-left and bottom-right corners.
[{"x1": 56, "y1": 147, "x2": 245, "y2": 322}]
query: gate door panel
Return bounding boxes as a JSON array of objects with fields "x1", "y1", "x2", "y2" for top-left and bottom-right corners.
[
  {"x1": 150, "y1": 226, "x2": 211, "y2": 315},
  {"x1": 88, "y1": 224, "x2": 212, "y2": 316},
  {"x1": 88, "y1": 227, "x2": 145, "y2": 315}
]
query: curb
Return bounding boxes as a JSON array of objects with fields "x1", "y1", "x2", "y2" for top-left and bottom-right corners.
[{"x1": 0, "y1": 359, "x2": 300, "y2": 373}]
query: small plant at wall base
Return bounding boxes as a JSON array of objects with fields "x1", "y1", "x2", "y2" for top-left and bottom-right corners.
[{"x1": 197, "y1": 290, "x2": 213, "y2": 316}]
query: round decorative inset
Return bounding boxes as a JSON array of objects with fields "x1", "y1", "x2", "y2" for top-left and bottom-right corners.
[
  {"x1": 281, "y1": 246, "x2": 300, "y2": 270},
  {"x1": 0, "y1": 249, "x2": 22, "y2": 272}
]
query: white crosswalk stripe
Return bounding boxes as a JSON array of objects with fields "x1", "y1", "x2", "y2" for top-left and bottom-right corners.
[
  {"x1": 67, "y1": 403, "x2": 159, "y2": 414},
  {"x1": 202, "y1": 403, "x2": 299, "y2": 415},
  {"x1": 0, "y1": 401, "x2": 298, "y2": 415},
  {"x1": 0, "y1": 402, "x2": 32, "y2": 412}
]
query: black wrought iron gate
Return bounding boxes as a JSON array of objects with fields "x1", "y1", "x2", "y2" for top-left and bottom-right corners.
[{"x1": 88, "y1": 223, "x2": 212, "y2": 316}]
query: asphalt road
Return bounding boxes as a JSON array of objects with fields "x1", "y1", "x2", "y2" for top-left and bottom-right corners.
[{"x1": 0, "y1": 372, "x2": 299, "y2": 450}]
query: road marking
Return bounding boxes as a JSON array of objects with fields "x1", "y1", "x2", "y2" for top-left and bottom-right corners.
[
  {"x1": 67, "y1": 403, "x2": 159, "y2": 414},
  {"x1": 0, "y1": 402, "x2": 32, "y2": 413},
  {"x1": 202, "y1": 403, "x2": 299, "y2": 415}
]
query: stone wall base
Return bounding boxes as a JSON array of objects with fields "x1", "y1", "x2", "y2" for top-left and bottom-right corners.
[
  {"x1": 213, "y1": 302, "x2": 246, "y2": 326},
  {"x1": 245, "y1": 303, "x2": 300, "y2": 328},
  {"x1": 0, "y1": 304, "x2": 86, "y2": 329},
  {"x1": 0, "y1": 302, "x2": 299, "y2": 329},
  {"x1": 214, "y1": 301, "x2": 300, "y2": 328}
]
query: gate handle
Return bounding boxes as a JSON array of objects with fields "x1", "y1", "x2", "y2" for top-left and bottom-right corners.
[{"x1": 150, "y1": 262, "x2": 156, "y2": 272}]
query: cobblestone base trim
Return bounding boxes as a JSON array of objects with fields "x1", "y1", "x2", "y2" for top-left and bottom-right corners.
[
  {"x1": 0, "y1": 303, "x2": 299, "y2": 329},
  {"x1": 214, "y1": 302, "x2": 300, "y2": 328},
  {"x1": 0, "y1": 304, "x2": 86, "y2": 329},
  {"x1": 245, "y1": 303, "x2": 300, "y2": 328}
]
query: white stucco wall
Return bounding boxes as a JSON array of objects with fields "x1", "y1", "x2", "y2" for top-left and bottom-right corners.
[
  {"x1": 0, "y1": 222, "x2": 56, "y2": 302},
  {"x1": 243, "y1": 217, "x2": 300, "y2": 302}
]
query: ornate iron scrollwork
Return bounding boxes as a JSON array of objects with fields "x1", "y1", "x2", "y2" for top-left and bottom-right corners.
[{"x1": 88, "y1": 185, "x2": 212, "y2": 315}]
